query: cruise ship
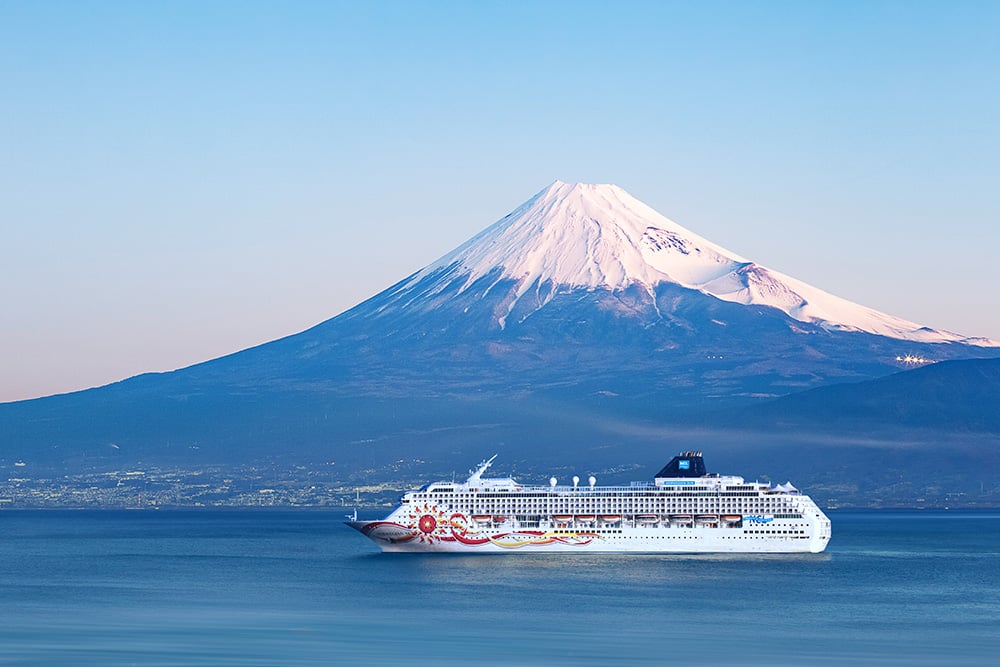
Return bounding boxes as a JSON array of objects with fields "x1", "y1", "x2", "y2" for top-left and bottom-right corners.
[{"x1": 346, "y1": 453, "x2": 831, "y2": 553}]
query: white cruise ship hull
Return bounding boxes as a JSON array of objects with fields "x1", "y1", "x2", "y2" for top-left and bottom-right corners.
[{"x1": 348, "y1": 519, "x2": 829, "y2": 554}]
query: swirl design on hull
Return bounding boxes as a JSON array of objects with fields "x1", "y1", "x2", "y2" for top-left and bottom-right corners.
[{"x1": 362, "y1": 504, "x2": 600, "y2": 549}]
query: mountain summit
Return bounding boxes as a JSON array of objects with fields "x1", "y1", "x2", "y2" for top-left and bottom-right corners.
[{"x1": 398, "y1": 181, "x2": 994, "y2": 345}]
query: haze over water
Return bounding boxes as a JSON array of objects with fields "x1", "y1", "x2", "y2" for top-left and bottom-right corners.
[{"x1": 2, "y1": 510, "x2": 997, "y2": 665}]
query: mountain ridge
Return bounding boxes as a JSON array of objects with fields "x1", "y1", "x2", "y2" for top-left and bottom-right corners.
[{"x1": 720, "y1": 356, "x2": 1000, "y2": 435}]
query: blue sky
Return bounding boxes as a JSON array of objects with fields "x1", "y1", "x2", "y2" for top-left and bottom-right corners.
[{"x1": 2, "y1": 1, "x2": 998, "y2": 402}]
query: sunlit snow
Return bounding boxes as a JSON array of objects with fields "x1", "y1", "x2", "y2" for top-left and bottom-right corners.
[{"x1": 406, "y1": 181, "x2": 996, "y2": 346}]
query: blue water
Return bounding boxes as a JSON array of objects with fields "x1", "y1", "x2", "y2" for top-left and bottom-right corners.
[{"x1": 1, "y1": 510, "x2": 998, "y2": 666}]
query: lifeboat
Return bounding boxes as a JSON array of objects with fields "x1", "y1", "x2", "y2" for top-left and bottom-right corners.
[
  {"x1": 552, "y1": 514, "x2": 573, "y2": 522},
  {"x1": 575, "y1": 515, "x2": 596, "y2": 522},
  {"x1": 670, "y1": 514, "x2": 693, "y2": 525},
  {"x1": 471, "y1": 515, "x2": 492, "y2": 522},
  {"x1": 636, "y1": 514, "x2": 659, "y2": 524},
  {"x1": 722, "y1": 515, "x2": 742, "y2": 523},
  {"x1": 493, "y1": 516, "x2": 506, "y2": 523},
  {"x1": 600, "y1": 515, "x2": 622, "y2": 523},
  {"x1": 695, "y1": 514, "x2": 719, "y2": 523}
]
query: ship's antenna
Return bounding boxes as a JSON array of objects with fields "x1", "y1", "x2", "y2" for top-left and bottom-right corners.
[{"x1": 466, "y1": 454, "x2": 498, "y2": 485}]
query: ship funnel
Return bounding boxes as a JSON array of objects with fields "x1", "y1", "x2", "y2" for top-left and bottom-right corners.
[{"x1": 654, "y1": 452, "x2": 708, "y2": 479}]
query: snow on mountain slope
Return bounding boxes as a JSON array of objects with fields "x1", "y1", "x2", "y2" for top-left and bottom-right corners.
[{"x1": 404, "y1": 181, "x2": 996, "y2": 346}]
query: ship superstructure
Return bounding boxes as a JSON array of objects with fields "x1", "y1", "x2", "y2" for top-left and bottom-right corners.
[{"x1": 347, "y1": 453, "x2": 831, "y2": 553}]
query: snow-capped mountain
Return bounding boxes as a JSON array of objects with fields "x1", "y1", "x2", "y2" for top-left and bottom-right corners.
[
  {"x1": 5, "y1": 180, "x2": 1000, "y2": 478},
  {"x1": 398, "y1": 181, "x2": 994, "y2": 345}
]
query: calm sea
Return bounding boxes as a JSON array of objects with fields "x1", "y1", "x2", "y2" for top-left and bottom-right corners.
[{"x1": 1, "y1": 509, "x2": 998, "y2": 666}]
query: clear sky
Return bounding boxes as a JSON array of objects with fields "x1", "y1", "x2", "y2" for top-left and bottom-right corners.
[{"x1": 2, "y1": 1, "x2": 998, "y2": 402}]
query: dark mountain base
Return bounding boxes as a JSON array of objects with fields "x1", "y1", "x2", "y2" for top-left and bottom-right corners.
[
  {"x1": 4, "y1": 387, "x2": 998, "y2": 507},
  {"x1": 3, "y1": 282, "x2": 998, "y2": 507}
]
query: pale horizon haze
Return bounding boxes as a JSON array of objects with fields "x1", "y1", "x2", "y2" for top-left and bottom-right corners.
[{"x1": 2, "y1": 1, "x2": 999, "y2": 402}]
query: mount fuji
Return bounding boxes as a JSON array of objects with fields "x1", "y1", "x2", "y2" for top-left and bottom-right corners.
[
  {"x1": 281, "y1": 180, "x2": 995, "y2": 410},
  {"x1": 2, "y1": 181, "x2": 998, "y2": 496}
]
